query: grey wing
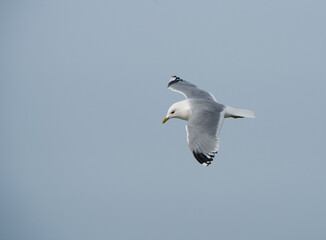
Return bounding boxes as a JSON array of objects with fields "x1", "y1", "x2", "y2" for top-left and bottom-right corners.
[
  {"x1": 186, "y1": 102, "x2": 225, "y2": 166},
  {"x1": 168, "y1": 76, "x2": 217, "y2": 101}
]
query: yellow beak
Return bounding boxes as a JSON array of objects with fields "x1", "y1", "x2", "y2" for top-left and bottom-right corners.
[{"x1": 162, "y1": 117, "x2": 169, "y2": 124}]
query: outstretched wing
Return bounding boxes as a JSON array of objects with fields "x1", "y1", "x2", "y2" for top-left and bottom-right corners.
[
  {"x1": 168, "y1": 76, "x2": 217, "y2": 101},
  {"x1": 186, "y1": 101, "x2": 225, "y2": 166}
]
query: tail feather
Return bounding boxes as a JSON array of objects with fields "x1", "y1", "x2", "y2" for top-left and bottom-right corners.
[{"x1": 224, "y1": 106, "x2": 255, "y2": 119}]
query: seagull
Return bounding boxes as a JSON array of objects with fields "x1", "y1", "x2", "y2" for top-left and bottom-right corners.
[{"x1": 162, "y1": 76, "x2": 255, "y2": 166}]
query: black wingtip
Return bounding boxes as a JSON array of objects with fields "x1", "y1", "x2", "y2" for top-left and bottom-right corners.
[
  {"x1": 193, "y1": 151, "x2": 216, "y2": 166},
  {"x1": 167, "y1": 76, "x2": 185, "y2": 88}
]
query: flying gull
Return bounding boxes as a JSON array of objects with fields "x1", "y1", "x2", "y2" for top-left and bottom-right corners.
[{"x1": 162, "y1": 76, "x2": 255, "y2": 166}]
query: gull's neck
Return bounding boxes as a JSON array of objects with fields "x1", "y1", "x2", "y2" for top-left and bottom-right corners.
[{"x1": 174, "y1": 100, "x2": 191, "y2": 121}]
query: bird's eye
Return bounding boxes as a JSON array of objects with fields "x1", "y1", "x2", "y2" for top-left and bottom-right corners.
[{"x1": 171, "y1": 110, "x2": 175, "y2": 114}]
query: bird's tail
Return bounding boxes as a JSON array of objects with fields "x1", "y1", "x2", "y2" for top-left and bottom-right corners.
[{"x1": 224, "y1": 106, "x2": 255, "y2": 119}]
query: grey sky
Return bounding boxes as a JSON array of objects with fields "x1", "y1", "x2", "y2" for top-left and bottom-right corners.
[{"x1": 1, "y1": 0, "x2": 325, "y2": 239}]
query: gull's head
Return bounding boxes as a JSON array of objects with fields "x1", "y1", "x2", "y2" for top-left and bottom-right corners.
[{"x1": 162, "y1": 101, "x2": 190, "y2": 124}]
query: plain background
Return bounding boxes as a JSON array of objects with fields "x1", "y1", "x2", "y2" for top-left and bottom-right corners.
[{"x1": 1, "y1": 0, "x2": 325, "y2": 239}]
